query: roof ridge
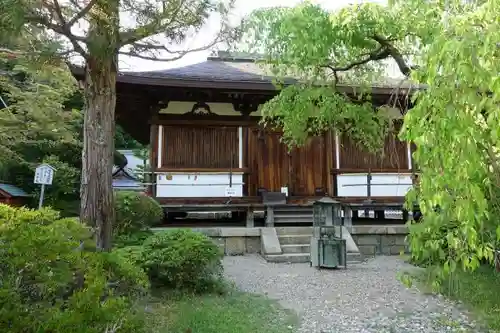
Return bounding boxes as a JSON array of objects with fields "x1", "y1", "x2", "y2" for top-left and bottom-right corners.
[{"x1": 207, "y1": 50, "x2": 262, "y2": 63}]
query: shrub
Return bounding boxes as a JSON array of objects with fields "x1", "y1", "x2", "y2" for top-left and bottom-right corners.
[
  {"x1": 0, "y1": 204, "x2": 150, "y2": 333},
  {"x1": 114, "y1": 229, "x2": 155, "y2": 248},
  {"x1": 133, "y1": 229, "x2": 224, "y2": 292},
  {"x1": 114, "y1": 191, "x2": 164, "y2": 236},
  {"x1": 114, "y1": 245, "x2": 145, "y2": 266},
  {"x1": 407, "y1": 214, "x2": 462, "y2": 267}
]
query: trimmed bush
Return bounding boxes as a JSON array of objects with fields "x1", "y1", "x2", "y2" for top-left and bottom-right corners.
[
  {"x1": 117, "y1": 229, "x2": 224, "y2": 292},
  {"x1": 114, "y1": 191, "x2": 164, "y2": 235},
  {"x1": 114, "y1": 245, "x2": 145, "y2": 266},
  {"x1": 114, "y1": 229, "x2": 155, "y2": 248},
  {"x1": 0, "y1": 204, "x2": 149, "y2": 333}
]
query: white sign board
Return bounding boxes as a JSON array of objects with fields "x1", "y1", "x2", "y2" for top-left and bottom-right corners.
[
  {"x1": 225, "y1": 187, "x2": 237, "y2": 197},
  {"x1": 281, "y1": 186, "x2": 289, "y2": 197},
  {"x1": 34, "y1": 164, "x2": 55, "y2": 185}
]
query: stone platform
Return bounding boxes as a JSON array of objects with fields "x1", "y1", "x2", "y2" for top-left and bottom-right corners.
[{"x1": 152, "y1": 224, "x2": 409, "y2": 261}]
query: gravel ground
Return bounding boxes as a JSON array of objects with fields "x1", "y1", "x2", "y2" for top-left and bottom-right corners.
[{"x1": 223, "y1": 255, "x2": 485, "y2": 333}]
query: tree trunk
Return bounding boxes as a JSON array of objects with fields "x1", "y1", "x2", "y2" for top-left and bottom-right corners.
[{"x1": 80, "y1": 57, "x2": 117, "y2": 251}]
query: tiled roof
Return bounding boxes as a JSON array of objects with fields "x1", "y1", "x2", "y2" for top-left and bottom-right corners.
[
  {"x1": 72, "y1": 51, "x2": 422, "y2": 92},
  {"x1": 119, "y1": 51, "x2": 420, "y2": 90},
  {"x1": 122, "y1": 59, "x2": 284, "y2": 84},
  {"x1": 112, "y1": 166, "x2": 137, "y2": 180},
  {"x1": 0, "y1": 183, "x2": 30, "y2": 197}
]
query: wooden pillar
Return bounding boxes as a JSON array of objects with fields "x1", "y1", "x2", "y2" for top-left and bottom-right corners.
[
  {"x1": 149, "y1": 124, "x2": 157, "y2": 197},
  {"x1": 402, "y1": 209, "x2": 409, "y2": 222},
  {"x1": 149, "y1": 103, "x2": 162, "y2": 198},
  {"x1": 325, "y1": 131, "x2": 334, "y2": 197},
  {"x1": 374, "y1": 210, "x2": 385, "y2": 220},
  {"x1": 287, "y1": 150, "x2": 293, "y2": 197}
]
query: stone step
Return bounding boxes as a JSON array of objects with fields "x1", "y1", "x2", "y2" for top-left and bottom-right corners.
[
  {"x1": 281, "y1": 243, "x2": 311, "y2": 254},
  {"x1": 264, "y1": 253, "x2": 310, "y2": 263},
  {"x1": 346, "y1": 252, "x2": 365, "y2": 263},
  {"x1": 275, "y1": 226, "x2": 313, "y2": 235},
  {"x1": 278, "y1": 234, "x2": 311, "y2": 245},
  {"x1": 264, "y1": 252, "x2": 365, "y2": 264}
]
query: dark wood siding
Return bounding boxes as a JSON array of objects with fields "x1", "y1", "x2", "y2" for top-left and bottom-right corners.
[
  {"x1": 248, "y1": 129, "x2": 290, "y2": 194},
  {"x1": 290, "y1": 135, "x2": 327, "y2": 196},
  {"x1": 339, "y1": 122, "x2": 408, "y2": 170},
  {"x1": 247, "y1": 129, "x2": 329, "y2": 196},
  {"x1": 161, "y1": 125, "x2": 238, "y2": 169}
]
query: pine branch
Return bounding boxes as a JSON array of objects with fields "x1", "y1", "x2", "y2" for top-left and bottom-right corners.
[
  {"x1": 66, "y1": 0, "x2": 98, "y2": 27},
  {"x1": 25, "y1": 6, "x2": 90, "y2": 59},
  {"x1": 118, "y1": 0, "x2": 187, "y2": 47},
  {"x1": 120, "y1": 36, "x2": 224, "y2": 62},
  {"x1": 118, "y1": 51, "x2": 185, "y2": 62},
  {"x1": 0, "y1": 46, "x2": 73, "y2": 59},
  {"x1": 52, "y1": 0, "x2": 67, "y2": 25}
]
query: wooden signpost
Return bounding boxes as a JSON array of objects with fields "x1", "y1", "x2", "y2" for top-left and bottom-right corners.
[{"x1": 34, "y1": 163, "x2": 55, "y2": 209}]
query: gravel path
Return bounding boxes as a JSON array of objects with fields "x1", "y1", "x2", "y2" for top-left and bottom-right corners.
[{"x1": 223, "y1": 255, "x2": 484, "y2": 333}]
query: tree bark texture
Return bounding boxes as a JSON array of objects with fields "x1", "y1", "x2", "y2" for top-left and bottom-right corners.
[{"x1": 80, "y1": 57, "x2": 117, "y2": 251}]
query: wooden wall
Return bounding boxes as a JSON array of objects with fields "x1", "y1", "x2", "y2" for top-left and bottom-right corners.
[
  {"x1": 247, "y1": 129, "x2": 331, "y2": 196},
  {"x1": 155, "y1": 121, "x2": 411, "y2": 197},
  {"x1": 339, "y1": 134, "x2": 408, "y2": 170},
  {"x1": 247, "y1": 129, "x2": 289, "y2": 195},
  {"x1": 160, "y1": 125, "x2": 239, "y2": 169}
]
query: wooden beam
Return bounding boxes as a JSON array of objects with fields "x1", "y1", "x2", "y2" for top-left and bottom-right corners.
[
  {"x1": 152, "y1": 114, "x2": 261, "y2": 126},
  {"x1": 331, "y1": 168, "x2": 415, "y2": 174},
  {"x1": 156, "y1": 167, "x2": 250, "y2": 173}
]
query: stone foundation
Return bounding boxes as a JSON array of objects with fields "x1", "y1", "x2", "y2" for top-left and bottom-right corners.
[
  {"x1": 190, "y1": 227, "x2": 261, "y2": 255},
  {"x1": 152, "y1": 225, "x2": 410, "y2": 257},
  {"x1": 350, "y1": 225, "x2": 409, "y2": 256}
]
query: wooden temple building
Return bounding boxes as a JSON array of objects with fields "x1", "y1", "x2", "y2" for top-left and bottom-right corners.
[{"x1": 73, "y1": 51, "x2": 417, "y2": 226}]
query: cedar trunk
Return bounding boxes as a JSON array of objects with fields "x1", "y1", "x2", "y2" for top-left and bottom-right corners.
[{"x1": 80, "y1": 58, "x2": 116, "y2": 251}]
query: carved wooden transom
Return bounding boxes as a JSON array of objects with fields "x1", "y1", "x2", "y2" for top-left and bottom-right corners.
[{"x1": 185, "y1": 102, "x2": 214, "y2": 116}]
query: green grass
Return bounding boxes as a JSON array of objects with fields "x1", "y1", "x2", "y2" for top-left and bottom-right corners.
[
  {"x1": 441, "y1": 266, "x2": 500, "y2": 331},
  {"x1": 412, "y1": 265, "x2": 500, "y2": 332},
  {"x1": 144, "y1": 290, "x2": 299, "y2": 333}
]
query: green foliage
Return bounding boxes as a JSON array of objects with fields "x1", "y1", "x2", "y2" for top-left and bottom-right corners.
[
  {"x1": 115, "y1": 125, "x2": 144, "y2": 150},
  {"x1": 1, "y1": 0, "x2": 235, "y2": 251},
  {"x1": 114, "y1": 245, "x2": 146, "y2": 267},
  {"x1": 240, "y1": 0, "x2": 500, "y2": 286},
  {"x1": 437, "y1": 265, "x2": 500, "y2": 331},
  {"x1": 403, "y1": 264, "x2": 500, "y2": 331},
  {"x1": 397, "y1": 0, "x2": 500, "y2": 284},
  {"x1": 114, "y1": 191, "x2": 164, "y2": 235},
  {"x1": 261, "y1": 85, "x2": 390, "y2": 149},
  {"x1": 114, "y1": 229, "x2": 155, "y2": 248},
  {"x1": 237, "y1": 1, "x2": 408, "y2": 150},
  {"x1": 132, "y1": 147, "x2": 150, "y2": 184},
  {"x1": 0, "y1": 204, "x2": 150, "y2": 333},
  {"x1": 117, "y1": 229, "x2": 224, "y2": 292}
]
